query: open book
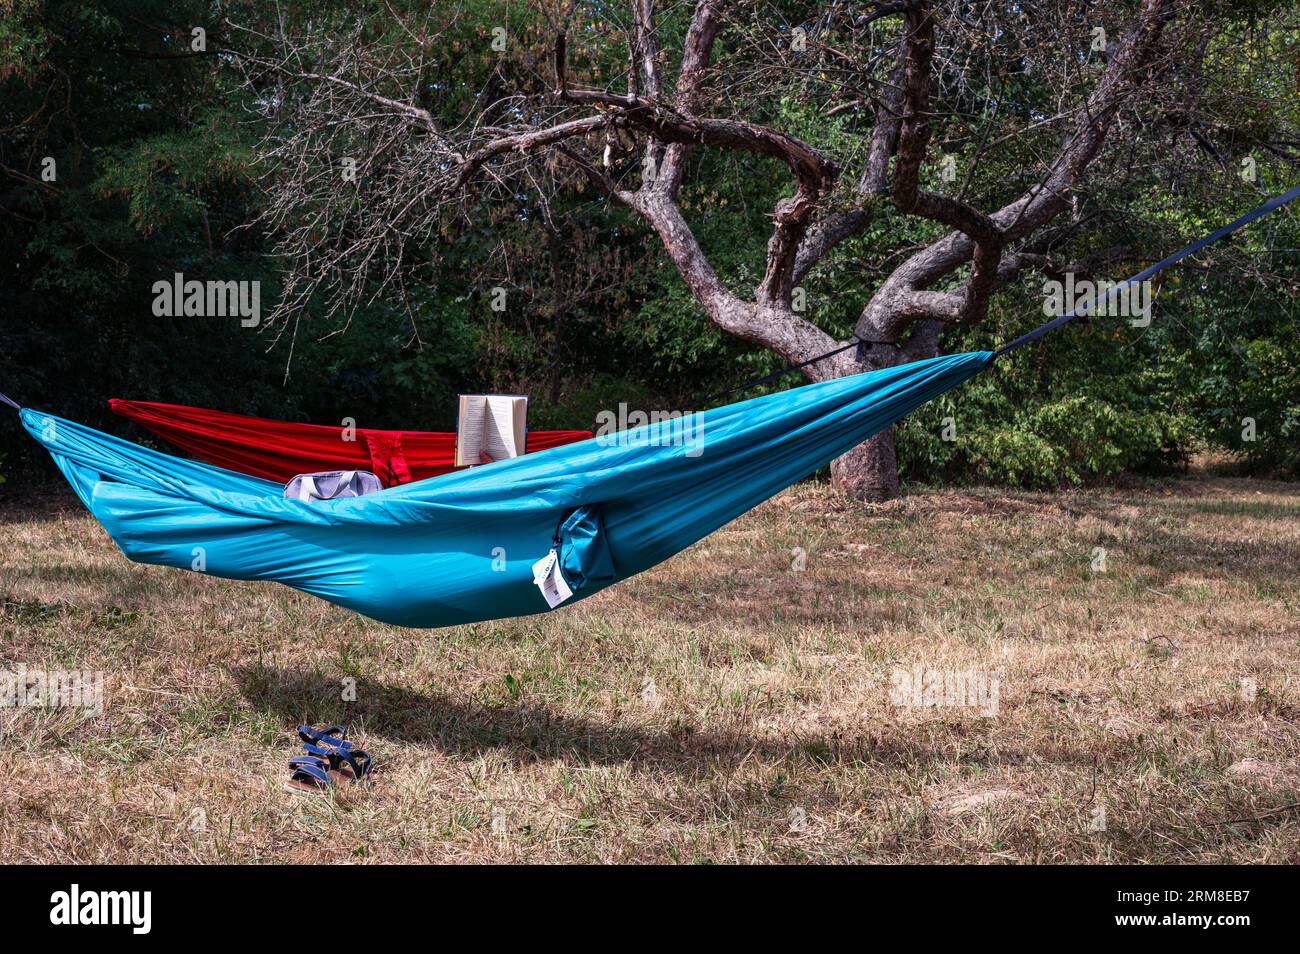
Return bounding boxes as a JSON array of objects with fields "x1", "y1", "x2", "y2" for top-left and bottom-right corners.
[{"x1": 454, "y1": 394, "x2": 528, "y2": 466}]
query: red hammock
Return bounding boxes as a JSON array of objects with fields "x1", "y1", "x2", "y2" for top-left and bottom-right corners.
[{"x1": 108, "y1": 399, "x2": 593, "y2": 486}]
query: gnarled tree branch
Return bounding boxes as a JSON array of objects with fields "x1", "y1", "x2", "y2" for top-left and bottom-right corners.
[{"x1": 855, "y1": 0, "x2": 1177, "y2": 341}]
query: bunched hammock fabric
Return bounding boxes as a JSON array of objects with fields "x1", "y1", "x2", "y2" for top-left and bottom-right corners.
[
  {"x1": 22, "y1": 352, "x2": 991, "y2": 629},
  {"x1": 108, "y1": 398, "x2": 592, "y2": 486}
]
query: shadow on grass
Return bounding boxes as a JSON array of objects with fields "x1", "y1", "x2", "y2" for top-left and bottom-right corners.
[
  {"x1": 236, "y1": 662, "x2": 762, "y2": 768},
  {"x1": 0, "y1": 485, "x2": 88, "y2": 524},
  {"x1": 1132, "y1": 524, "x2": 1300, "y2": 588},
  {"x1": 233, "y1": 663, "x2": 1109, "y2": 773}
]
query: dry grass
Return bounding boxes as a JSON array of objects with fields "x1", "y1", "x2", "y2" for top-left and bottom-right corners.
[{"x1": 1, "y1": 472, "x2": 1298, "y2": 864}]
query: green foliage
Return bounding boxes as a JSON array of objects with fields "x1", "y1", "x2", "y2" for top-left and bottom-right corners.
[
  {"x1": 954, "y1": 392, "x2": 1194, "y2": 489},
  {"x1": 93, "y1": 118, "x2": 254, "y2": 236},
  {"x1": 0, "y1": 0, "x2": 49, "y2": 78},
  {"x1": 1180, "y1": 286, "x2": 1300, "y2": 478},
  {"x1": 896, "y1": 319, "x2": 1199, "y2": 490},
  {"x1": 0, "y1": 1, "x2": 288, "y2": 479}
]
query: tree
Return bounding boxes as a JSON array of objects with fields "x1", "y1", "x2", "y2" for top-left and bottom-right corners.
[
  {"x1": 0, "y1": 0, "x2": 287, "y2": 477},
  {"x1": 227, "y1": 0, "x2": 1294, "y2": 499}
]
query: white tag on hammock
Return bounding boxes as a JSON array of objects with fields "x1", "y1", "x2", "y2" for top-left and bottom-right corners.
[{"x1": 531, "y1": 549, "x2": 572, "y2": 608}]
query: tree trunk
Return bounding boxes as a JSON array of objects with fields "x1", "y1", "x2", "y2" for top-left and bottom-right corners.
[
  {"x1": 823, "y1": 343, "x2": 918, "y2": 502},
  {"x1": 831, "y1": 428, "x2": 900, "y2": 501}
]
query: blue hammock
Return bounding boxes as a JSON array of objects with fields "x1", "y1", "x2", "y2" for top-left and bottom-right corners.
[
  {"x1": 13, "y1": 185, "x2": 1298, "y2": 629},
  {"x1": 21, "y1": 351, "x2": 990, "y2": 628}
]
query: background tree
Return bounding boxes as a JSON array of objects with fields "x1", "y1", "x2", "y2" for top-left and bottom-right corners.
[{"x1": 226, "y1": 0, "x2": 1297, "y2": 499}]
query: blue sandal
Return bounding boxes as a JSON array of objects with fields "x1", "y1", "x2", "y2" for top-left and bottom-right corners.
[{"x1": 285, "y1": 725, "x2": 373, "y2": 794}]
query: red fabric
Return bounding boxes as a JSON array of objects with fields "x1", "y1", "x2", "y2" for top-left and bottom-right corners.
[
  {"x1": 361, "y1": 431, "x2": 411, "y2": 486},
  {"x1": 108, "y1": 399, "x2": 593, "y2": 487}
]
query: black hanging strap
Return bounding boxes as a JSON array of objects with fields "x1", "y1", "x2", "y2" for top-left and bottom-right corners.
[
  {"x1": 708, "y1": 338, "x2": 860, "y2": 403},
  {"x1": 994, "y1": 183, "x2": 1300, "y2": 358},
  {"x1": 710, "y1": 338, "x2": 904, "y2": 403}
]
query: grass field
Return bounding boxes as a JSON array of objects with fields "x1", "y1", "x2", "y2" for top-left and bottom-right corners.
[{"x1": 2, "y1": 472, "x2": 1298, "y2": 864}]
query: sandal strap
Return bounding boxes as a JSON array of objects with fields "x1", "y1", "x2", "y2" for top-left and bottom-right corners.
[
  {"x1": 291, "y1": 749, "x2": 371, "y2": 780},
  {"x1": 289, "y1": 761, "x2": 330, "y2": 786},
  {"x1": 331, "y1": 746, "x2": 373, "y2": 779},
  {"x1": 297, "y1": 724, "x2": 349, "y2": 747},
  {"x1": 301, "y1": 741, "x2": 351, "y2": 760}
]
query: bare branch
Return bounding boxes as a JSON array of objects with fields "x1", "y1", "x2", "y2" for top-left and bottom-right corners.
[
  {"x1": 630, "y1": 0, "x2": 662, "y2": 98},
  {"x1": 856, "y1": 0, "x2": 1178, "y2": 338},
  {"x1": 890, "y1": 4, "x2": 1001, "y2": 247},
  {"x1": 275, "y1": 68, "x2": 438, "y2": 133},
  {"x1": 792, "y1": 12, "x2": 917, "y2": 287},
  {"x1": 553, "y1": 144, "x2": 633, "y2": 204},
  {"x1": 659, "y1": 0, "x2": 727, "y2": 197},
  {"x1": 454, "y1": 115, "x2": 608, "y2": 187}
]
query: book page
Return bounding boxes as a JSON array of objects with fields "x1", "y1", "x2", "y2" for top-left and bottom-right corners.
[
  {"x1": 454, "y1": 395, "x2": 486, "y2": 466},
  {"x1": 483, "y1": 395, "x2": 527, "y2": 460},
  {"x1": 513, "y1": 398, "x2": 527, "y2": 457}
]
